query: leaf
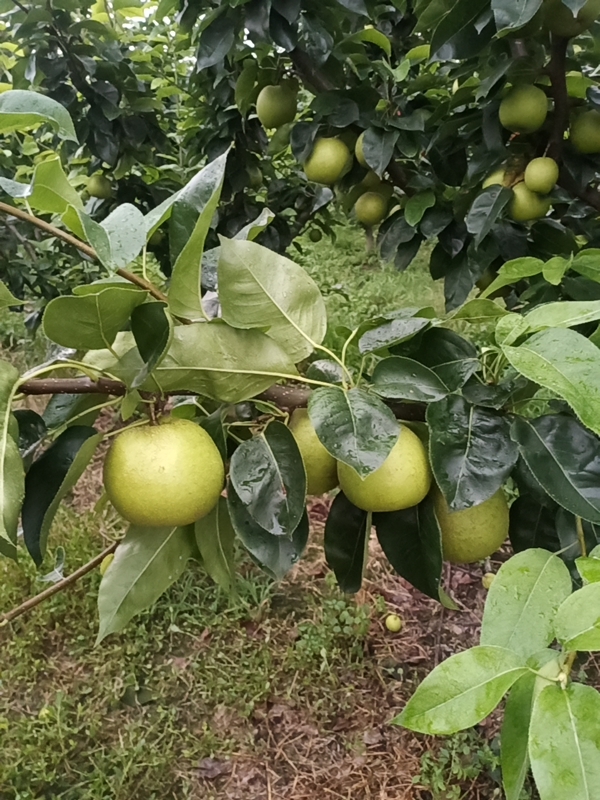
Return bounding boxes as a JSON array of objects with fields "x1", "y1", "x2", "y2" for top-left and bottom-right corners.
[
  {"x1": 340, "y1": 27, "x2": 391, "y2": 54},
  {"x1": 100, "y1": 204, "x2": 147, "y2": 270},
  {"x1": 0, "y1": 281, "x2": 23, "y2": 310},
  {"x1": 43, "y1": 393, "x2": 109, "y2": 430},
  {"x1": 501, "y1": 673, "x2": 536, "y2": 800},
  {"x1": 358, "y1": 316, "x2": 431, "y2": 354},
  {"x1": 554, "y1": 583, "x2": 600, "y2": 651},
  {"x1": 452, "y1": 299, "x2": 508, "y2": 322},
  {"x1": 227, "y1": 483, "x2": 308, "y2": 579},
  {"x1": 371, "y1": 356, "x2": 449, "y2": 403},
  {"x1": 196, "y1": 15, "x2": 236, "y2": 70},
  {"x1": 395, "y1": 645, "x2": 527, "y2": 735},
  {"x1": 0, "y1": 89, "x2": 77, "y2": 141},
  {"x1": 427, "y1": 395, "x2": 518, "y2": 510},
  {"x1": 529, "y1": 684, "x2": 600, "y2": 800},
  {"x1": 524, "y1": 301, "x2": 600, "y2": 332},
  {"x1": 229, "y1": 421, "x2": 306, "y2": 537},
  {"x1": 405, "y1": 191, "x2": 436, "y2": 228},
  {"x1": 576, "y1": 552, "x2": 600, "y2": 584},
  {"x1": 402, "y1": 327, "x2": 479, "y2": 391},
  {"x1": 360, "y1": 127, "x2": 398, "y2": 177},
  {"x1": 480, "y1": 257, "x2": 544, "y2": 299},
  {"x1": 218, "y1": 238, "x2": 326, "y2": 363},
  {"x1": 509, "y1": 496, "x2": 561, "y2": 554},
  {"x1": 503, "y1": 328, "x2": 600, "y2": 437},
  {"x1": 543, "y1": 256, "x2": 568, "y2": 286},
  {"x1": 308, "y1": 386, "x2": 399, "y2": 478},
  {"x1": 336, "y1": 0, "x2": 369, "y2": 15},
  {"x1": 306, "y1": 359, "x2": 344, "y2": 385},
  {"x1": 22, "y1": 427, "x2": 102, "y2": 566},
  {"x1": 510, "y1": 415, "x2": 600, "y2": 525},
  {"x1": 28, "y1": 155, "x2": 83, "y2": 214},
  {"x1": 195, "y1": 497, "x2": 236, "y2": 595},
  {"x1": 462, "y1": 374, "x2": 528, "y2": 410},
  {"x1": 168, "y1": 152, "x2": 228, "y2": 320},
  {"x1": 42, "y1": 286, "x2": 147, "y2": 350},
  {"x1": 324, "y1": 492, "x2": 369, "y2": 594},
  {"x1": 130, "y1": 302, "x2": 173, "y2": 389},
  {"x1": 492, "y1": 0, "x2": 543, "y2": 32},
  {"x1": 374, "y1": 494, "x2": 444, "y2": 601},
  {"x1": 466, "y1": 186, "x2": 512, "y2": 248},
  {"x1": 0, "y1": 361, "x2": 24, "y2": 559},
  {"x1": 97, "y1": 524, "x2": 196, "y2": 642},
  {"x1": 480, "y1": 549, "x2": 572, "y2": 658},
  {"x1": 0, "y1": 177, "x2": 32, "y2": 198},
  {"x1": 431, "y1": 0, "x2": 490, "y2": 57}
]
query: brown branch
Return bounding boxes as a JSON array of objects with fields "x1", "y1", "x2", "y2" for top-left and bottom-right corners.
[
  {"x1": 0, "y1": 540, "x2": 118, "y2": 626},
  {"x1": 546, "y1": 36, "x2": 569, "y2": 162},
  {"x1": 0, "y1": 201, "x2": 168, "y2": 302}
]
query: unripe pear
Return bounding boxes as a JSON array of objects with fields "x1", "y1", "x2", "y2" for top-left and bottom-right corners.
[
  {"x1": 570, "y1": 110, "x2": 600, "y2": 153},
  {"x1": 256, "y1": 84, "x2": 297, "y2": 129},
  {"x1": 524, "y1": 157, "x2": 559, "y2": 194},
  {"x1": 338, "y1": 427, "x2": 431, "y2": 513},
  {"x1": 355, "y1": 131, "x2": 369, "y2": 168},
  {"x1": 509, "y1": 182, "x2": 551, "y2": 222},
  {"x1": 308, "y1": 228, "x2": 322, "y2": 242},
  {"x1": 87, "y1": 174, "x2": 112, "y2": 199},
  {"x1": 434, "y1": 487, "x2": 509, "y2": 564},
  {"x1": 247, "y1": 165, "x2": 263, "y2": 189},
  {"x1": 385, "y1": 613, "x2": 403, "y2": 632},
  {"x1": 289, "y1": 409, "x2": 338, "y2": 495},
  {"x1": 304, "y1": 137, "x2": 351, "y2": 185},
  {"x1": 103, "y1": 418, "x2": 224, "y2": 527},
  {"x1": 482, "y1": 168, "x2": 508, "y2": 189},
  {"x1": 499, "y1": 85, "x2": 548, "y2": 134},
  {"x1": 482, "y1": 572, "x2": 495, "y2": 590},
  {"x1": 354, "y1": 192, "x2": 388, "y2": 227},
  {"x1": 543, "y1": 0, "x2": 600, "y2": 37}
]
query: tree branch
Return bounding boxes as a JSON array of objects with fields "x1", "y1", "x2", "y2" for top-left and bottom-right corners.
[
  {"x1": 546, "y1": 36, "x2": 569, "y2": 162},
  {"x1": 0, "y1": 201, "x2": 168, "y2": 302}
]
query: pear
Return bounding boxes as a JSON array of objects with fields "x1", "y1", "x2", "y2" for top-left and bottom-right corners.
[
  {"x1": 354, "y1": 192, "x2": 388, "y2": 226},
  {"x1": 499, "y1": 85, "x2": 548, "y2": 134},
  {"x1": 434, "y1": 487, "x2": 509, "y2": 564},
  {"x1": 524, "y1": 157, "x2": 559, "y2": 194},
  {"x1": 256, "y1": 84, "x2": 297, "y2": 129},
  {"x1": 570, "y1": 110, "x2": 600, "y2": 154},
  {"x1": 544, "y1": 0, "x2": 600, "y2": 37},
  {"x1": 289, "y1": 409, "x2": 338, "y2": 495},
  {"x1": 304, "y1": 138, "x2": 352, "y2": 185},
  {"x1": 509, "y1": 182, "x2": 551, "y2": 222}
]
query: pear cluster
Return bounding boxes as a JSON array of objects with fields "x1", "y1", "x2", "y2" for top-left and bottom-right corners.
[{"x1": 484, "y1": 155, "x2": 558, "y2": 223}]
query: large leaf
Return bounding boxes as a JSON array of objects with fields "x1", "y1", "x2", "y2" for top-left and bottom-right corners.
[
  {"x1": 43, "y1": 392, "x2": 110, "y2": 430},
  {"x1": 0, "y1": 361, "x2": 24, "y2": 559},
  {"x1": 168, "y1": 151, "x2": 228, "y2": 320},
  {"x1": 229, "y1": 421, "x2": 306, "y2": 536},
  {"x1": 218, "y1": 238, "x2": 327, "y2": 363},
  {"x1": 395, "y1": 645, "x2": 527, "y2": 735},
  {"x1": 466, "y1": 186, "x2": 512, "y2": 248},
  {"x1": 360, "y1": 127, "x2": 398, "y2": 177},
  {"x1": 524, "y1": 301, "x2": 600, "y2": 333},
  {"x1": 227, "y1": 483, "x2": 308, "y2": 579},
  {"x1": 97, "y1": 524, "x2": 196, "y2": 642},
  {"x1": 308, "y1": 386, "x2": 399, "y2": 478},
  {"x1": 480, "y1": 549, "x2": 572, "y2": 658},
  {"x1": 22, "y1": 427, "x2": 102, "y2": 566},
  {"x1": 480, "y1": 257, "x2": 544, "y2": 299},
  {"x1": 554, "y1": 583, "x2": 600, "y2": 651},
  {"x1": 130, "y1": 302, "x2": 173, "y2": 389},
  {"x1": 324, "y1": 492, "x2": 369, "y2": 594},
  {"x1": 195, "y1": 497, "x2": 236, "y2": 595},
  {"x1": 0, "y1": 89, "x2": 77, "y2": 141},
  {"x1": 509, "y1": 495, "x2": 561, "y2": 554},
  {"x1": 529, "y1": 684, "x2": 600, "y2": 800},
  {"x1": 431, "y1": 0, "x2": 490, "y2": 57},
  {"x1": 374, "y1": 494, "x2": 444, "y2": 601},
  {"x1": 501, "y1": 673, "x2": 536, "y2": 800},
  {"x1": 371, "y1": 356, "x2": 449, "y2": 402},
  {"x1": 28, "y1": 155, "x2": 83, "y2": 214},
  {"x1": 511, "y1": 415, "x2": 600, "y2": 525},
  {"x1": 503, "y1": 328, "x2": 600, "y2": 437},
  {"x1": 99, "y1": 204, "x2": 147, "y2": 270},
  {"x1": 427, "y1": 395, "x2": 518, "y2": 510},
  {"x1": 42, "y1": 286, "x2": 147, "y2": 350},
  {"x1": 401, "y1": 328, "x2": 479, "y2": 391},
  {"x1": 358, "y1": 315, "x2": 431, "y2": 355},
  {"x1": 492, "y1": 0, "x2": 543, "y2": 32}
]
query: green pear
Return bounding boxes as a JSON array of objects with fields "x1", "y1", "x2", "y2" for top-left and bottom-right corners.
[
  {"x1": 354, "y1": 192, "x2": 388, "y2": 226},
  {"x1": 337, "y1": 426, "x2": 431, "y2": 512},
  {"x1": 544, "y1": 0, "x2": 600, "y2": 37},
  {"x1": 570, "y1": 110, "x2": 600, "y2": 153},
  {"x1": 87, "y1": 174, "x2": 112, "y2": 199},
  {"x1": 482, "y1": 168, "x2": 508, "y2": 189},
  {"x1": 355, "y1": 131, "x2": 368, "y2": 168},
  {"x1": 524, "y1": 157, "x2": 559, "y2": 194},
  {"x1": 509, "y1": 182, "x2": 551, "y2": 222},
  {"x1": 256, "y1": 84, "x2": 297, "y2": 129},
  {"x1": 499, "y1": 85, "x2": 548, "y2": 134},
  {"x1": 289, "y1": 409, "x2": 338, "y2": 495},
  {"x1": 103, "y1": 418, "x2": 224, "y2": 527},
  {"x1": 308, "y1": 228, "x2": 322, "y2": 242},
  {"x1": 434, "y1": 487, "x2": 509, "y2": 564},
  {"x1": 304, "y1": 137, "x2": 352, "y2": 185}
]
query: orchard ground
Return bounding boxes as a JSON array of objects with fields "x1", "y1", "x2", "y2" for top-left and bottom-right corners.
[{"x1": 0, "y1": 222, "x2": 567, "y2": 800}]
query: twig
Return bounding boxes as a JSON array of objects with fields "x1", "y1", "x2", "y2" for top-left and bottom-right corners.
[
  {"x1": 546, "y1": 36, "x2": 569, "y2": 162},
  {"x1": 0, "y1": 540, "x2": 118, "y2": 626},
  {"x1": 576, "y1": 515, "x2": 587, "y2": 558},
  {"x1": 0, "y1": 201, "x2": 168, "y2": 302}
]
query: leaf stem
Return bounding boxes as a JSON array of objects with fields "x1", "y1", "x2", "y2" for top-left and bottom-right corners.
[{"x1": 576, "y1": 516, "x2": 587, "y2": 558}]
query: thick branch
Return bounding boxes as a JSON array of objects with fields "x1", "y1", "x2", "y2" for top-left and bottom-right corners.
[
  {"x1": 0, "y1": 201, "x2": 168, "y2": 302},
  {"x1": 546, "y1": 36, "x2": 569, "y2": 162}
]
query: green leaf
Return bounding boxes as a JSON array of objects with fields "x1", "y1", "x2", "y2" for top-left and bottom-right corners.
[
  {"x1": 229, "y1": 422, "x2": 306, "y2": 537},
  {"x1": 480, "y1": 257, "x2": 544, "y2": 299},
  {"x1": 218, "y1": 238, "x2": 327, "y2": 363},
  {"x1": 0, "y1": 361, "x2": 24, "y2": 559},
  {"x1": 0, "y1": 177, "x2": 32, "y2": 198},
  {"x1": 0, "y1": 281, "x2": 23, "y2": 310},
  {"x1": 576, "y1": 552, "x2": 600, "y2": 583},
  {"x1": 503, "y1": 328, "x2": 600, "y2": 437},
  {"x1": 43, "y1": 393, "x2": 109, "y2": 430},
  {"x1": 168, "y1": 152, "x2": 228, "y2": 321},
  {"x1": 554, "y1": 583, "x2": 600, "y2": 651},
  {"x1": 42, "y1": 286, "x2": 147, "y2": 351},
  {"x1": 452, "y1": 299, "x2": 508, "y2": 322},
  {"x1": 405, "y1": 191, "x2": 436, "y2": 228},
  {"x1": 27, "y1": 155, "x2": 83, "y2": 214},
  {"x1": 395, "y1": 645, "x2": 527, "y2": 735},
  {"x1": 0, "y1": 90, "x2": 77, "y2": 141},
  {"x1": 524, "y1": 301, "x2": 600, "y2": 332},
  {"x1": 194, "y1": 497, "x2": 236, "y2": 595},
  {"x1": 501, "y1": 672, "x2": 536, "y2": 800},
  {"x1": 431, "y1": 0, "x2": 490, "y2": 57},
  {"x1": 571, "y1": 248, "x2": 600, "y2": 283},
  {"x1": 100, "y1": 204, "x2": 147, "y2": 270},
  {"x1": 466, "y1": 186, "x2": 512, "y2": 248},
  {"x1": 130, "y1": 302, "x2": 173, "y2": 389},
  {"x1": 542, "y1": 256, "x2": 568, "y2": 286},
  {"x1": 340, "y1": 27, "x2": 391, "y2": 54},
  {"x1": 529, "y1": 684, "x2": 600, "y2": 800},
  {"x1": 427, "y1": 395, "x2": 518, "y2": 510},
  {"x1": 371, "y1": 356, "x2": 449, "y2": 402},
  {"x1": 360, "y1": 127, "x2": 398, "y2": 177},
  {"x1": 403, "y1": 327, "x2": 479, "y2": 391},
  {"x1": 480, "y1": 549, "x2": 572, "y2": 658},
  {"x1": 196, "y1": 16, "x2": 236, "y2": 70},
  {"x1": 308, "y1": 387, "x2": 399, "y2": 478},
  {"x1": 492, "y1": 0, "x2": 543, "y2": 32},
  {"x1": 336, "y1": 0, "x2": 369, "y2": 16},
  {"x1": 22, "y1": 427, "x2": 102, "y2": 566},
  {"x1": 227, "y1": 483, "x2": 308, "y2": 579},
  {"x1": 324, "y1": 492, "x2": 369, "y2": 594},
  {"x1": 374, "y1": 494, "x2": 444, "y2": 602},
  {"x1": 510, "y1": 415, "x2": 600, "y2": 525},
  {"x1": 198, "y1": 407, "x2": 228, "y2": 461},
  {"x1": 97, "y1": 524, "x2": 196, "y2": 642},
  {"x1": 358, "y1": 315, "x2": 431, "y2": 354},
  {"x1": 306, "y1": 359, "x2": 344, "y2": 385}
]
